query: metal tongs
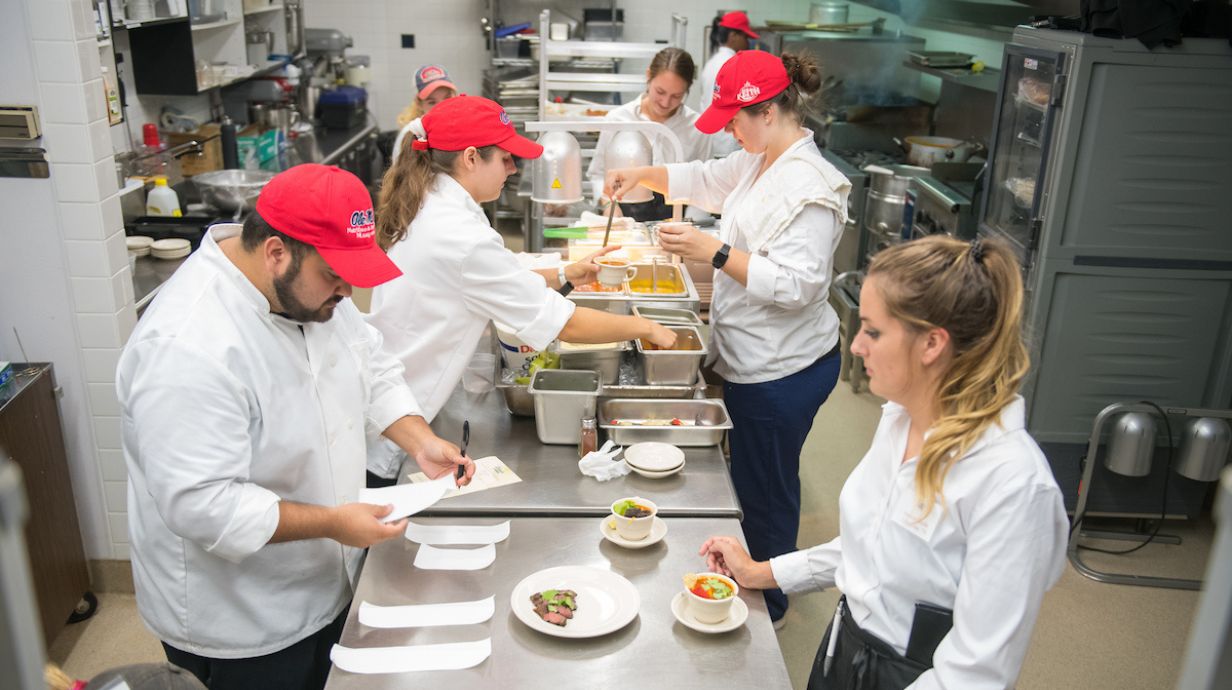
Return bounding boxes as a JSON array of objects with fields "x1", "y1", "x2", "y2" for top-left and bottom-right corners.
[{"x1": 602, "y1": 181, "x2": 621, "y2": 247}]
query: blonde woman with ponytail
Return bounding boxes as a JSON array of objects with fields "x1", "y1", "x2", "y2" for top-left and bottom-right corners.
[{"x1": 699, "y1": 236, "x2": 1068, "y2": 689}]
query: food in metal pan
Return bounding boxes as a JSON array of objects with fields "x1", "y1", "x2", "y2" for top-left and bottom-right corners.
[
  {"x1": 609, "y1": 418, "x2": 695, "y2": 427},
  {"x1": 531, "y1": 589, "x2": 578, "y2": 627}
]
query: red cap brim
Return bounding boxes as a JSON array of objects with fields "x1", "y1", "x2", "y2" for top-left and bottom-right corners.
[
  {"x1": 316, "y1": 245, "x2": 403, "y2": 289},
  {"x1": 418, "y1": 80, "x2": 458, "y2": 100},
  {"x1": 695, "y1": 103, "x2": 741, "y2": 134},
  {"x1": 497, "y1": 132, "x2": 544, "y2": 159},
  {"x1": 743, "y1": 27, "x2": 760, "y2": 39}
]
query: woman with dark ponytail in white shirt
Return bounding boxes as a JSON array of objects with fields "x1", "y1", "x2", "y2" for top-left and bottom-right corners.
[{"x1": 700, "y1": 235, "x2": 1068, "y2": 689}]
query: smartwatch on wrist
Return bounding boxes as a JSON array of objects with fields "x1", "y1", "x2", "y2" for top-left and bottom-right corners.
[
  {"x1": 556, "y1": 264, "x2": 574, "y2": 296},
  {"x1": 712, "y1": 243, "x2": 732, "y2": 270}
]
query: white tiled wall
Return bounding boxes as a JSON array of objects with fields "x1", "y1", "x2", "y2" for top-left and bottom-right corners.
[{"x1": 0, "y1": 0, "x2": 135, "y2": 560}]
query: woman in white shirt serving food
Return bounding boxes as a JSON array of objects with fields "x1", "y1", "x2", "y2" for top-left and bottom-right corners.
[
  {"x1": 605, "y1": 49, "x2": 850, "y2": 624},
  {"x1": 586, "y1": 47, "x2": 711, "y2": 222},
  {"x1": 698, "y1": 236, "x2": 1068, "y2": 689},
  {"x1": 365, "y1": 95, "x2": 675, "y2": 485}
]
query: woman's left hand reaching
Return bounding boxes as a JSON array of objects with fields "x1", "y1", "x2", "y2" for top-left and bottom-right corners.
[
  {"x1": 657, "y1": 223, "x2": 723, "y2": 264},
  {"x1": 564, "y1": 245, "x2": 622, "y2": 285}
]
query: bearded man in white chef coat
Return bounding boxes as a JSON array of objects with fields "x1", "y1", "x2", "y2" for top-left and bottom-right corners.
[{"x1": 117, "y1": 164, "x2": 474, "y2": 690}]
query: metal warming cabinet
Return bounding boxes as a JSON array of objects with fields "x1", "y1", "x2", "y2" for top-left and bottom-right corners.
[{"x1": 979, "y1": 27, "x2": 1232, "y2": 515}]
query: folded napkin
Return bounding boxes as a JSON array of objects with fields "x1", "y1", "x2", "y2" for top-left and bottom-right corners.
[{"x1": 578, "y1": 440, "x2": 630, "y2": 481}]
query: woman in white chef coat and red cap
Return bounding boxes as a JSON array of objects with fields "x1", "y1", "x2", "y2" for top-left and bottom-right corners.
[
  {"x1": 605, "y1": 50, "x2": 850, "y2": 624},
  {"x1": 365, "y1": 95, "x2": 676, "y2": 484}
]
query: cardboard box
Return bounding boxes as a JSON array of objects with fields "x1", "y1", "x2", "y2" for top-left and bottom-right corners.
[{"x1": 164, "y1": 124, "x2": 221, "y2": 177}]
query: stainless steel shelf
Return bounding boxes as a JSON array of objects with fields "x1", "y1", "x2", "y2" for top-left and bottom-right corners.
[
  {"x1": 903, "y1": 60, "x2": 1002, "y2": 93},
  {"x1": 543, "y1": 40, "x2": 664, "y2": 60}
]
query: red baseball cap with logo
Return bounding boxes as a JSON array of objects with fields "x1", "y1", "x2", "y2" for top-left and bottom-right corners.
[
  {"x1": 719, "y1": 11, "x2": 759, "y2": 39},
  {"x1": 411, "y1": 95, "x2": 543, "y2": 158},
  {"x1": 255, "y1": 164, "x2": 401, "y2": 288},
  {"x1": 695, "y1": 50, "x2": 791, "y2": 134}
]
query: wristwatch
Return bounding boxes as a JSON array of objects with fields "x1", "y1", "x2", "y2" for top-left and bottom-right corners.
[
  {"x1": 557, "y1": 264, "x2": 574, "y2": 296},
  {"x1": 711, "y1": 243, "x2": 732, "y2": 269}
]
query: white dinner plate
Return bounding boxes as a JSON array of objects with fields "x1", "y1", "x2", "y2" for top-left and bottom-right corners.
[
  {"x1": 510, "y1": 566, "x2": 640, "y2": 639},
  {"x1": 623, "y1": 442, "x2": 685, "y2": 472},
  {"x1": 599, "y1": 515, "x2": 667, "y2": 549},
  {"x1": 627, "y1": 458, "x2": 685, "y2": 479},
  {"x1": 670, "y1": 591, "x2": 748, "y2": 634}
]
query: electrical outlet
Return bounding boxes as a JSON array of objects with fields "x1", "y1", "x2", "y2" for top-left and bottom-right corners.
[{"x1": 401, "y1": 34, "x2": 415, "y2": 49}]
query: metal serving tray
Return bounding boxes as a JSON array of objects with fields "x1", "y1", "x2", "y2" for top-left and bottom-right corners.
[
  {"x1": 527, "y1": 369, "x2": 601, "y2": 445},
  {"x1": 635, "y1": 325, "x2": 707, "y2": 385},
  {"x1": 549, "y1": 340, "x2": 631, "y2": 385},
  {"x1": 631, "y1": 305, "x2": 704, "y2": 327},
  {"x1": 599, "y1": 398, "x2": 732, "y2": 446}
]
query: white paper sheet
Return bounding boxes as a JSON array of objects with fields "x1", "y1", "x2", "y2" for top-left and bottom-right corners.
[
  {"x1": 330, "y1": 639, "x2": 491, "y2": 674},
  {"x1": 358, "y1": 476, "x2": 452, "y2": 523},
  {"x1": 407, "y1": 456, "x2": 521, "y2": 499},
  {"x1": 358, "y1": 596, "x2": 495, "y2": 629},
  {"x1": 413, "y1": 543, "x2": 496, "y2": 571},
  {"x1": 405, "y1": 520, "x2": 511, "y2": 546}
]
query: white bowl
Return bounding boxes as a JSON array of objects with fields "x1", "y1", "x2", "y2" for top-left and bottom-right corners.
[
  {"x1": 610, "y1": 496, "x2": 657, "y2": 541},
  {"x1": 623, "y1": 442, "x2": 684, "y2": 472},
  {"x1": 684, "y1": 572, "x2": 740, "y2": 624}
]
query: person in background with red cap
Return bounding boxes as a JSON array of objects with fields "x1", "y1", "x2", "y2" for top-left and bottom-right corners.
[
  {"x1": 700, "y1": 10, "x2": 759, "y2": 157},
  {"x1": 364, "y1": 96, "x2": 676, "y2": 483},
  {"x1": 116, "y1": 164, "x2": 473, "y2": 690},
  {"x1": 605, "y1": 50, "x2": 851, "y2": 627}
]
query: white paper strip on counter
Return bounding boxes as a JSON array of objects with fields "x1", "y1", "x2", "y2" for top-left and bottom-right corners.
[
  {"x1": 405, "y1": 520, "x2": 510, "y2": 546},
  {"x1": 358, "y1": 476, "x2": 452, "y2": 523},
  {"x1": 330, "y1": 639, "x2": 491, "y2": 674},
  {"x1": 412, "y1": 543, "x2": 496, "y2": 571},
  {"x1": 358, "y1": 596, "x2": 495, "y2": 629}
]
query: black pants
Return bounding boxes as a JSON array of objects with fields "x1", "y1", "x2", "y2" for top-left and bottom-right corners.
[
  {"x1": 365, "y1": 470, "x2": 398, "y2": 488},
  {"x1": 808, "y1": 600, "x2": 929, "y2": 690},
  {"x1": 162, "y1": 606, "x2": 348, "y2": 690}
]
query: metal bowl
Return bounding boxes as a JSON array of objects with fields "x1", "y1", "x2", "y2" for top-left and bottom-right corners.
[{"x1": 193, "y1": 169, "x2": 276, "y2": 212}]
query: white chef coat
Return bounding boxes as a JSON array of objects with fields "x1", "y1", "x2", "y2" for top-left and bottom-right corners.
[
  {"x1": 117, "y1": 224, "x2": 421, "y2": 658},
  {"x1": 698, "y1": 46, "x2": 741, "y2": 157},
  {"x1": 770, "y1": 397, "x2": 1068, "y2": 689},
  {"x1": 585, "y1": 96, "x2": 711, "y2": 204},
  {"x1": 664, "y1": 130, "x2": 849, "y2": 383},
  {"x1": 699, "y1": 46, "x2": 735, "y2": 112},
  {"x1": 365, "y1": 174, "x2": 576, "y2": 475}
]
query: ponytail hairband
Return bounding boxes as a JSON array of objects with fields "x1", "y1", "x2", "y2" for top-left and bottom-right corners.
[{"x1": 969, "y1": 237, "x2": 985, "y2": 264}]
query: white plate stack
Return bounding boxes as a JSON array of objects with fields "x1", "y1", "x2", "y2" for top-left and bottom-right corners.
[
  {"x1": 126, "y1": 235, "x2": 154, "y2": 257},
  {"x1": 622, "y1": 442, "x2": 685, "y2": 479},
  {"x1": 150, "y1": 238, "x2": 191, "y2": 261}
]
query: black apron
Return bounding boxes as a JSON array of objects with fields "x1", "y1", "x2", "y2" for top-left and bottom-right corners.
[{"x1": 807, "y1": 598, "x2": 931, "y2": 690}]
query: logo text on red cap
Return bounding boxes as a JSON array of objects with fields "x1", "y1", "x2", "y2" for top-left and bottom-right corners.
[
  {"x1": 737, "y1": 81, "x2": 761, "y2": 103},
  {"x1": 348, "y1": 209, "x2": 375, "y2": 240}
]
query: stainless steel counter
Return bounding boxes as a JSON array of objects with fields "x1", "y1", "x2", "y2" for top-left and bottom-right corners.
[
  {"x1": 325, "y1": 516, "x2": 791, "y2": 689},
  {"x1": 418, "y1": 386, "x2": 741, "y2": 519},
  {"x1": 132, "y1": 255, "x2": 187, "y2": 314}
]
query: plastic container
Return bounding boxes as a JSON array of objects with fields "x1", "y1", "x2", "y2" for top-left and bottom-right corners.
[
  {"x1": 145, "y1": 178, "x2": 182, "y2": 217},
  {"x1": 528, "y1": 369, "x2": 601, "y2": 445}
]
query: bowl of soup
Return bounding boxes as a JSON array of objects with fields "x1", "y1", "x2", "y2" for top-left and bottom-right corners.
[
  {"x1": 682, "y1": 572, "x2": 739, "y2": 623},
  {"x1": 610, "y1": 497, "x2": 657, "y2": 541}
]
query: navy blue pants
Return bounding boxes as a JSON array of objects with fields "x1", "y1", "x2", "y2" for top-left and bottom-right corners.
[{"x1": 725, "y1": 347, "x2": 840, "y2": 621}]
